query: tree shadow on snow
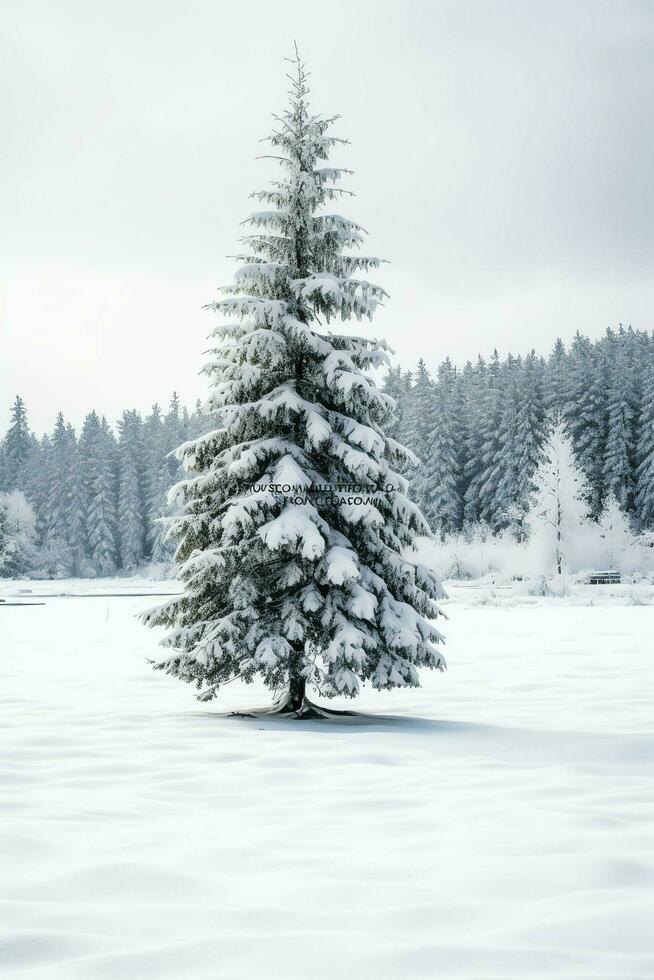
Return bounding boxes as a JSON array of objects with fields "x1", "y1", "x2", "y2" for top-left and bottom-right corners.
[
  {"x1": 169, "y1": 711, "x2": 654, "y2": 772},
  {"x1": 184, "y1": 709, "x2": 497, "y2": 736}
]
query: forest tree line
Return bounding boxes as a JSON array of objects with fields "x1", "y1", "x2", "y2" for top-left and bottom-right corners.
[
  {"x1": 2, "y1": 324, "x2": 654, "y2": 577},
  {"x1": 0, "y1": 395, "x2": 215, "y2": 577},
  {"x1": 383, "y1": 325, "x2": 654, "y2": 538}
]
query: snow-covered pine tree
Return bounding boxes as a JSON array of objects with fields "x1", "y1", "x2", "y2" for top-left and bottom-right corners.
[
  {"x1": 462, "y1": 356, "x2": 488, "y2": 525},
  {"x1": 603, "y1": 349, "x2": 635, "y2": 512},
  {"x1": 487, "y1": 356, "x2": 520, "y2": 531},
  {"x1": 162, "y1": 393, "x2": 187, "y2": 481},
  {"x1": 190, "y1": 398, "x2": 213, "y2": 439},
  {"x1": 526, "y1": 419, "x2": 590, "y2": 576},
  {"x1": 42, "y1": 413, "x2": 83, "y2": 575},
  {"x1": 142, "y1": 49, "x2": 446, "y2": 715},
  {"x1": 45, "y1": 414, "x2": 69, "y2": 550},
  {"x1": 65, "y1": 420, "x2": 85, "y2": 572},
  {"x1": 492, "y1": 352, "x2": 546, "y2": 536},
  {"x1": 29, "y1": 433, "x2": 51, "y2": 551},
  {"x1": 407, "y1": 359, "x2": 437, "y2": 521},
  {"x1": 149, "y1": 393, "x2": 197, "y2": 563},
  {"x1": 180, "y1": 405, "x2": 192, "y2": 440},
  {"x1": 20, "y1": 430, "x2": 44, "y2": 517},
  {"x1": 546, "y1": 338, "x2": 569, "y2": 417},
  {"x1": 635, "y1": 349, "x2": 654, "y2": 528},
  {"x1": 477, "y1": 350, "x2": 507, "y2": 527},
  {"x1": 143, "y1": 404, "x2": 172, "y2": 561},
  {"x1": 565, "y1": 333, "x2": 607, "y2": 516},
  {"x1": 79, "y1": 411, "x2": 119, "y2": 575},
  {"x1": 479, "y1": 350, "x2": 516, "y2": 530},
  {"x1": 425, "y1": 358, "x2": 462, "y2": 536},
  {"x1": 117, "y1": 409, "x2": 147, "y2": 570},
  {"x1": 2, "y1": 396, "x2": 31, "y2": 492},
  {"x1": 164, "y1": 392, "x2": 182, "y2": 447},
  {"x1": 514, "y1": 353, "x2": 547, "y2": 523},
  {"x1": 381, "y1": 366, "x2": 409, "y2": 445}
]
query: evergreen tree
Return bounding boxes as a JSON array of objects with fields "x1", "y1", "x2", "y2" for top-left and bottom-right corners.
[
  {"x1": 20, "y1": 432, "x2": 42, "y2": 511},
  {"x1": 424, "y1": 358, "x2": 461, "y2": 536},
  {"x1": 476, "y1": 350, "x2": 504, "y2": 526},
  {"x1": 2, "y1": 396, "x2": 31, "y2": 492},
  {"x1": 45, "y1": 414, "x2": 68, "y2": 547},
  {"x1": 546, "y1": 338, "x2": 569, "y2": 417},
  {"x1": 144, "y1": 404, "x2": 173, "y2": 562},
  {"x1": 493, "y1": 352, "x2": 546, "y2": 535},
  {"x1": 487, "y1": 356, "x2": 521, "y2": 531},
  {"x1": 163, "y1": 393, "x2": 185, "y2": 480},
  {"x1": 603, "y1": 350, "x2": 635, "y2": 511},
  {"x1": 65, "y1": 421, "x2": 85, "y2": 572},
  {"x1": 142, "y1": 50, "x2": 446, "y2": 715},
  {"x1": 635, "y1": 347, "x2": 654, "y2": 527},
  {"x1": 117, "y1": 410, "x2": 147, "y2": 570},
  {"x1": 180, "y1": 405, "x2": 192, "y2": 442},
  {"x1": 382, "y1": 366, "x2": 409, "y2": 445},
  {"x1": 462, "y1": 356, "x2": 488, "y2": 524},
  {"x1": 565, "y1": 333, "x2": 607, "y2": 515},
  {"x1": 407, "y1": 359, "x2": 437, "y2": 521},
  {"x1": 79, "y1": 412, "x2": 119, "y2": 574},
  {"x1": 41, "y1": 413, "x2": 82, "y2": 575},
  {"x1": 30, "y1": 434, "x2": 52, "y2": 552}
]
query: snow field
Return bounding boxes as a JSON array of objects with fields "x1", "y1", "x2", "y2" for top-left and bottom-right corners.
[{"x1": 1, "y1": 581, "x2": 653, "y2": 978}]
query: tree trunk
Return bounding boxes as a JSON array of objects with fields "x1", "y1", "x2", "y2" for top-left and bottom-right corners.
[
  {"x1": 229, "y1": 677, "x2": 357, "y2": 720},
  {"x1": 288, "y1": 676, "x2": 306, "y2": 712}
]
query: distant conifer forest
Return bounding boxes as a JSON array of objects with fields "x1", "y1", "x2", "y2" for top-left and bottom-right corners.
[{"x1": 1, "y1": 326, "x2": 653, "y2": 577}]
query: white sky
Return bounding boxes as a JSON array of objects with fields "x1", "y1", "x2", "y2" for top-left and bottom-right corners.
[{"x1": 2, "y1": 0, "x2": 653, "y2": 434}]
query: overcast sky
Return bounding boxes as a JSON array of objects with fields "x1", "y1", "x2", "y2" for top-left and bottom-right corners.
[{"x1": 2, "y1": 0, "x2": 653, "y2": 433}]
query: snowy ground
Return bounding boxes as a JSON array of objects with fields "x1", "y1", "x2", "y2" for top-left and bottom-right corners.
[{"x1": 1, "y1": 579, "x2": 653, "y2": 979}]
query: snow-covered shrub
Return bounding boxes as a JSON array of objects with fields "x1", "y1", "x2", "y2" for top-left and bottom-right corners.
[
  {"x1": 412, "y1": 524, "x2": 530, "y2": 581},
  {"x1": 0, "y1": 490, "x2": 38, "y2": 577},
  {"x1": 29, "y1": 533, "x2": 72, "y2": 579},
  {"x1": 0, "y1": 503, "x2": 19, "y2": 576},
  {"x1": 594, "y1": 493, "x2": 639, "y2": 575}
]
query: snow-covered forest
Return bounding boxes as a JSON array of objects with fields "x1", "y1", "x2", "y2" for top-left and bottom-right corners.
[
  {"x1": 3, "y1": 325, "x2": 654, "y2": 581},
  {"x1": 386, "y1": 326, "x2": 654, "y2": 535},
  {"x1": 0, "y1": 395, "x2": 215, "y2": 577}
]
